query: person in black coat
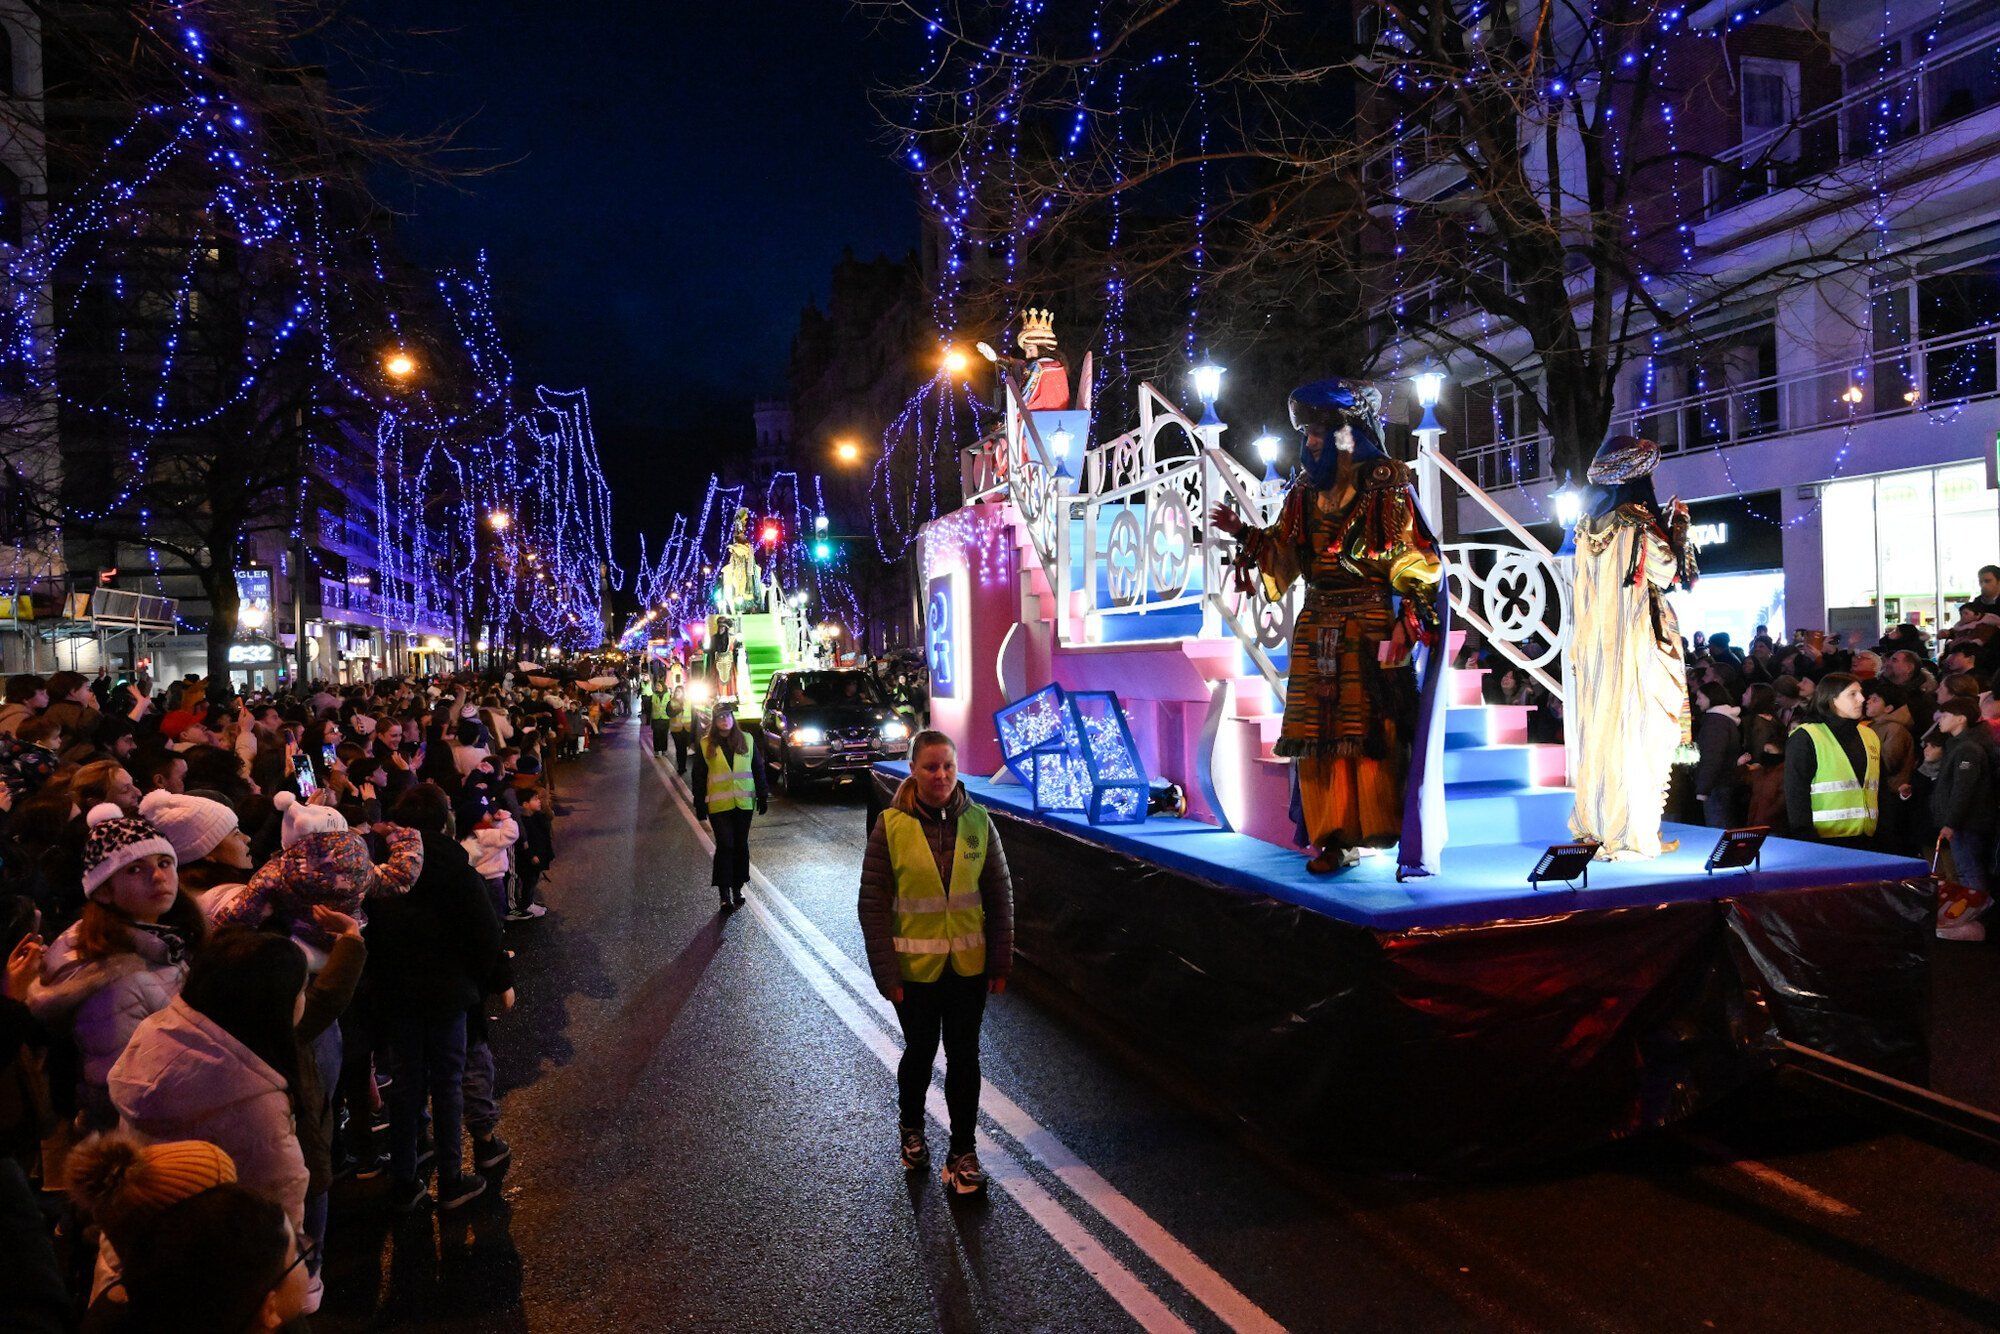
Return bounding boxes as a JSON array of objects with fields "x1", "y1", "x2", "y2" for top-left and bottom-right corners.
[
  {"x1": 363, "y1": 782, "x2": 511, "y2": 1212},
  {"x1": 1784, "y1": 673, "x2": 1878, "y2": 850},
  {"x1": 1931, "y1": 699, "x2": 2000, "y2": 892},
  {"x1": 1691, "y1": 681, "x2": 1744, "y2": 828}
]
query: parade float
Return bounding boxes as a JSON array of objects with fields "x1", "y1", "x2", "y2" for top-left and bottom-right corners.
[{"x1": 876, "y1": 326, "x2": 1932, "y2": 1173}]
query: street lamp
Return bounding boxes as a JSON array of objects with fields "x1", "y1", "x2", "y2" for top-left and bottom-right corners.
[
  {"x1": 383, "y1": 349, "x2": 417, "y2": 380},
  {"x1": 1191, "y1": 358, "x2": 1225, "y2": 428},
  {"x1": 941, "y1": 346, "x2": 971, "y2": 377},
  {"x1": 488, "y1": 510, "x2": 511, "y2": 532},
  {"x1": 834, "y1": 439, "x2": 861, "y2": 465}
]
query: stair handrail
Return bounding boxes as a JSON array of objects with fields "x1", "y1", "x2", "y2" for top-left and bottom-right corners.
[
  {"x1": 1199, "y1": 445, "x2": 1295, "y2": 702},
  {"x1": 1417, "y1": 443, "x2": 1572, "y2": 705}
]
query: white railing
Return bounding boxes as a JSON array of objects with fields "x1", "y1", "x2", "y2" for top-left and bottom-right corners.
[
  {"x1": 990, "y1": 373, "x2": 1573, "y2": 733},
  {"x1": 1456, "y1": 318, "x2": 2000, "y2": 491},
  {"x1": 1703, "y1": 20, "x2": 2000, "y2": 219}
]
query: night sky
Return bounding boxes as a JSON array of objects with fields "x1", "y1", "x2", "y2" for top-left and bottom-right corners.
[{"x1": 347, "y1": 4, "x2": 919, "y2": 570}]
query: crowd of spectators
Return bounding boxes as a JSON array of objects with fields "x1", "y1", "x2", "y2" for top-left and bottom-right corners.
[{"x1": 0, "y1": 661, "x2": 625, "y2": 1331}]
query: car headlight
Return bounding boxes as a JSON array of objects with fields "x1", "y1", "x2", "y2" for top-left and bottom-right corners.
[
  {"x1": 790, "y1": 725, "x2": 825, "y2": 746},
  {"x1": 687, "y1": 682, "x2": 712, "y2": 705},
  {"x1": 880, "y1": 720, "x2": 909, "y2": 742}
]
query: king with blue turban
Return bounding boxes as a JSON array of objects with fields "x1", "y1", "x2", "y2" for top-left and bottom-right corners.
[{"x1": 1210, "y1": 379, "x2": 1449, "y2": 876}]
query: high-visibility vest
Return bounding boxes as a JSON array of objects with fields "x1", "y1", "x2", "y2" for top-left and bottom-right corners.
[
  {"x1": 883, "y1": 805, "x2": 988, "y2": 983},
  {"x1": 703, "y1": 742, "x2": 755, "y2": 814},
  {"x1": 669, "y1": 699, "x2": 691, "y2": 729},
  {"x1": 1801, "y1": 722, "x2": 1879, "y2": 838}
]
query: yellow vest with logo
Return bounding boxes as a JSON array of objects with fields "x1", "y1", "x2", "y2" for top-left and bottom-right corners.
[
  {"x1": 883, "y1": 805, "x2": 988, "y2": 983},
  {"x1": 1801, "y1": 722, "x2": 1879, "y2": 838},
  {"x1": 703, "y1": 742, "x2": 755, "y2": 814}
]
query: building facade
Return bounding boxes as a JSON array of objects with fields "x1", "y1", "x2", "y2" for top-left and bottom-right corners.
[{"x1": 1367, "y1": 0, "x2": 2000, "y2": 647}]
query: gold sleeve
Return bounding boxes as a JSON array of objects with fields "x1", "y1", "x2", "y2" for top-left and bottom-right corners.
[{"x1": 1387, "y1": 545, "x2": 1442, "y2": 600}]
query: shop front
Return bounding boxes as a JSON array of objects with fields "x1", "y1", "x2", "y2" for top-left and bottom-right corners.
[
  {"x1": 1667, "y1": 490, "x2": 1787, "y2": 646},
  {"x1": 1821, "y1": 461, "x2": 1998, "y2": 643}
]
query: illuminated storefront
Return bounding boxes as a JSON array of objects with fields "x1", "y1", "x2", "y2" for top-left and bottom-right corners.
[
  {"x1": 1668, "y1": 491, "x2": 1787, "y2": 646},
  {"x1": 1821, "y1": 462, "x2": 1998, "y2": 641}
]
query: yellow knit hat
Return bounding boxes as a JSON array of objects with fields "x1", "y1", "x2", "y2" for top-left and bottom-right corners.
[{"x1": 68, "y1": 1134, "x2": 238, "y2": 1232}]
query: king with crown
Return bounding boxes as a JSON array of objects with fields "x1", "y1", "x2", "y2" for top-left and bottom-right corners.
[{"x1": 1209, "y1": 379, "x2": 1451, "y2": 877}]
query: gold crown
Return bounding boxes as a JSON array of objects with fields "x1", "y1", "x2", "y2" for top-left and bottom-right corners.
[{"x1": 1017, "y1": 307, "x2": 1058, "y2": 352}]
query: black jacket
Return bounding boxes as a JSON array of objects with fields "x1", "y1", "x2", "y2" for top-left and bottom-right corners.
[
  {"x1": 360, "y1": 832, "x2": 509, "y2": 1022},
  {"x1": 1693, "y1": 707, "x2": 1742, "y2": 799},
  {"x1": 1931, "y1": 727, "x2": 2000, "y2": 835}
]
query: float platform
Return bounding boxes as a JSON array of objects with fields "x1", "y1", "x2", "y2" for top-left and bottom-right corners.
[{"x1": 873, "y1": 762, "x2": 1933, "y2": 1174}]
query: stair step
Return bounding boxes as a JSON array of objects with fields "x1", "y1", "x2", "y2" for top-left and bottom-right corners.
[
  {"x1": 1441, "y1": 743, "x2": 1539, "y2": 786},
  {"x1": 1442, "y1": 782, "x2": 1575, "y2": 845}
]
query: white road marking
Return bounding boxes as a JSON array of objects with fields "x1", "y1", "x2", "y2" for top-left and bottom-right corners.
[
  {"x1": 1680, "y1": 1134, "x2": 1861, "y2": 1218},
  {"x1": 653, "y1": 752, "x2": 1286, "y2": 1333}
]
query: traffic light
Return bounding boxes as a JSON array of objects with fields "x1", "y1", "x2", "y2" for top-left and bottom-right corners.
[
  {"x1": 812, "y1": 539, "x2": 832, "y2": 563},
  {"x1": 760, "y1": 522, "x2": 780, "y2": 547}
]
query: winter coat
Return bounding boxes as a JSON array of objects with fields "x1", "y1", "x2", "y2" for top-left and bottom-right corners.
[
  {"x1": 1931, "y1": 727, "x2": 2000, "y2": 836},
  {"x1": 1784, "y1": 718, "x2": 1873, "y2": 840},
  {"x1": 211, "y1": 825, "x2": 423, "y2": 941},
  {"x1": 359, "y1": 832, "x2": 508, "y2": 1023},
  {"x1": 857, "y1": 776, "x2": 1013, "y2": 997},
  {"x1": 28, "y1": 922, "x2": 188, "y2": 1088},
  {"x1": 0, "y1": 702, "x2": 34, "y2": 738},
  {"x1": 296, "y1": 934, "x2": 364, "y2": 1194},
  {"x1": 108, "y1": 996, "x2": 308, "y2": 1227},
  {"x1": 461, "y1": 812, "x2": 520, "y2": 879},
  {"x1": 1692, "y1": 706, "x2": 1743, "y2": 800}
]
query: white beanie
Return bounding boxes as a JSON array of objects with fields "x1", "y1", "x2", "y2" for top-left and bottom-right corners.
[
  {"x1": 138, "y1": 789, "x2": 240, "y2": 864},
  {"x1": 81, "y1": 804, "x2": 178, "y2": 899},
  {"x1": 272, "y1": 790, "x2": 349, "y2": 849}
]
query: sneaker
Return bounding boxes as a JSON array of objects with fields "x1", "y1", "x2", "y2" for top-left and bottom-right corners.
[
  {"x1": 473, "y1": 1135, "x2": 511, "y2": 1173},
  {"x1": 731, "y1": 884, "x2": 746, "y2": 907},
  {"x1": 899, "y1": 1127, "x2": 929, "y2": 1172},
  {"x1": 387, "y1": 1176, "x2": 428, "y2": 1214},
  {"x1": 518, "y1": 903, "x2": 548, "y2": 919},
  {"x1": 435, "y1": 1173, "x2": 487, "y2": 1211},
  {"x1": 505, "y1": 908, "x2": 531, "y2": 922},
  {"x1": 940, "y1": 1150, "x2": 987, "y2": 1196}
]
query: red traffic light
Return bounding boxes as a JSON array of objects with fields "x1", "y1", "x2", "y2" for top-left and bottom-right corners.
[{"x1": 760, "y1": 522, "x2": 780, "y2": 546}]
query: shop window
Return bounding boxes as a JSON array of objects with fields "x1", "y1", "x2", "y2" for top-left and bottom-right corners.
[{"x1": 1820, "y1": 464, "x2": 1999, "y2": 635}]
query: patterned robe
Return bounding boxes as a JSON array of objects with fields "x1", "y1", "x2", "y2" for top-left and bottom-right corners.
[{"x1": 1236, "y1": 457, "x2": 1442, "y2": 850}]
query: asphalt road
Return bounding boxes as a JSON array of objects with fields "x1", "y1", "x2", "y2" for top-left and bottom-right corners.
[{"x1": 319, "y1": 718, "x2": 2000, "y2": 1332}]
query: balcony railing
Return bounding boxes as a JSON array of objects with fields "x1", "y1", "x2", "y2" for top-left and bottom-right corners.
[
  {"x1": 1703, "y1": 21, "x2": 2000, "y2": 218},
  {"x1": 1455, "y1": 319, "x2": 2000, "y2": 491}
]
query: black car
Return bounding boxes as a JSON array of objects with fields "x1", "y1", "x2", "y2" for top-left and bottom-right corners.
[{"x1": 760, "y1": 669, "x2": 912, "y2": 792}]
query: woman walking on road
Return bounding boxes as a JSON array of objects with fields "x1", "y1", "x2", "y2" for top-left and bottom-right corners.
[
  {"x1": 692, "y1": 705, "x2": 766, "y2": 911},
  {"x1": 858, "y1": 729, "x2": 1013, "y2": 1195}
]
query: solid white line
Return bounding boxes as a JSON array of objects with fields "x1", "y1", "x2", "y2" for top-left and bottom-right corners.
[
  {"x1": 1680, "y1": 1134, "x2": 1861, "y2": 1219},
  {"x1": 656, "y1": 754, "x2": 1197, "y2": 1332},
  {"x1": 654, "y1": 752, "x2": 1285, "y2": 1334}
]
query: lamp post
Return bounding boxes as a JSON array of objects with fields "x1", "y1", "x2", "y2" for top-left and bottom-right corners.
[
  {"x1": 1410, "y1": 366, "x2": 1446, "y2": 532},
  {"x1": 1252, "y1": 430, "x2": 1283, "y2": 497},
  {"x1": 1191, "y1": 358, "x2": 1226, "y2": 439},
  {"x1": 1049, "y1": 425, "x2": 1074, "y2": 481}
]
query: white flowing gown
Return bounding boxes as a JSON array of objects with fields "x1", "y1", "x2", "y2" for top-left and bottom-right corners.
[{"x1": 1567, "y1": 508, "x2": 1689, "y2": 859}]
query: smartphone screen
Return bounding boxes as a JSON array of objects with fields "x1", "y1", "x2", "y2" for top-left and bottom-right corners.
[
  {"x1": 295, "y1": 754, "x2": 318, "y2": 798},
  {"x1": 322, "y1": 744, "x2": 338, "y2": 768}
]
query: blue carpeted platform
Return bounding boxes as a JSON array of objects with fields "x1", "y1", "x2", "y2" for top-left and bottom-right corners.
[{"x1": 877, "y1": 762, "x2": 1929, "y2": 932}]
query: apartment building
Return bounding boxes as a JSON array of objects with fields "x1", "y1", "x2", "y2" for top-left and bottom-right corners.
[{"x1": 1368, "y1": 0, "x2": 2000, "y2": 647}]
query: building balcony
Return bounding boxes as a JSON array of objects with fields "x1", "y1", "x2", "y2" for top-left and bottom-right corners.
[
  {"x1": 1700, "y1": 17, "x2": 2000, "y2": 232},
  {"x1": 1453, "y1": 318, "x2": 2000, "y2": 492}
]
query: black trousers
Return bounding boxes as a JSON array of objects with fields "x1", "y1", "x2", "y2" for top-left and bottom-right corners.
[
  {"x1": 709, "y1": 808, "x2": 753, "y2": 889},
  {"x1": 672, "y1": 728, "x2": 692, "y2": 773},
  {"x1": 894, "y1": 969, "x2": 988, "y2": 1156}
]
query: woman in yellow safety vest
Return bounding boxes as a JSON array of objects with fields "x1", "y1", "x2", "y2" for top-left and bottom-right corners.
[
  {"x1": 856, "y1": 729, "x2": 1013, "y2": 1196},
  {"x1": 1783, "y1": 673, "x2": 1881, "y2": 850},
  {"x1": 692, "y1": 704, "x2": 766, "y2": 910}
]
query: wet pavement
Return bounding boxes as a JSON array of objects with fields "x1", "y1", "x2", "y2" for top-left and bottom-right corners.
[{"x1": 318, "y1": 718, "x2": 2000, "y2": 1332}]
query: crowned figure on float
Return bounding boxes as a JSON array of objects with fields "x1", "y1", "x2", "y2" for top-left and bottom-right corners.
[
  {"x1": 978, "y1": 306, "x2": 1072, "y2": 412},
  {"x1": 1208, "y1": 379, "x2": 1451, "y2": 878},
  {"x1": 720, "y1": 506, "x2": 761, "y2": 614},
  {"x1": 1564, "y1": 434, "x2": 1696, "y2": 859}
]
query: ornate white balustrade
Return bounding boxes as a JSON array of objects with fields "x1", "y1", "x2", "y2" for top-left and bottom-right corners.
[{"x1": 984, "y1": 374, "x2": 1572, "y2": 720}]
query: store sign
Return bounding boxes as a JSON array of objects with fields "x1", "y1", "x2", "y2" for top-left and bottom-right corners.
[
  {"x1": 227, "y1": 641, "x2": 275, "y2": 666},
  {"x1": 1682, "y1": 491, "x2": 1782, "y2": 575}
]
